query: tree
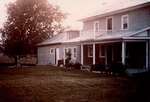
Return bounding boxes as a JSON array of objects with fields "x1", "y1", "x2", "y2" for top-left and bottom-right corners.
[{"x1": 1, "y1": 0, "x2": 65, "y2": 65}]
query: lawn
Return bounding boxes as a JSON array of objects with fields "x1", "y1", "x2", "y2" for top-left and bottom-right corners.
[{"x1": 0, "y1": 65, "x2": 149, "y2": 102}]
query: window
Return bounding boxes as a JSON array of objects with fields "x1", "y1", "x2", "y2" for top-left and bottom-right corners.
[
  {"x1": 88, "y1": 46, "x2": 93, "y2": 57},
  {"x1": 64, "y1": 48, "x2": 68, "y2": 58},
  {"x1": 99, "y1": 45, "x2": 105, "y2": 57},
  {"x1": 65, "y1": 48, "x2": 71, "y2": 54},
  {"x1": 50, "y1": 48, "x2": 55, "y2": 54},
  {"x1": 67, "y1": 31, "x2": 80, "y2": 40},
  {"x1": 107, "y1": 17, "x2": 113, "y2": 30},
  {"x1": 94, "y1": 21, "x2": 100, "y2": 32},
  {"x1": 64, "y1": 48, "x2": 72, "y2": 59},
  {"x1": 148, "y1": 30, "x2": 150, "y2": 36},
  {"x1": 121, "y1": 15, "x2": 129, "y2": 30},
  {"x1": 68, "y1": 48, "x2": 71, "y2": 53},
  {"x1": 64, "y1": 47, "x2": 77, "y2": 59},
  {"x1": 73, "y1": 48, "x2": 77, "y2": 58},
  {"x1": 65, "y1": 48, "x2": 68, "y2": 55}
]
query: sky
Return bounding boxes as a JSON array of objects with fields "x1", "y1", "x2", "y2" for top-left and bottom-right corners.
[{"x1": 0, "y1": 0, "x2": 150, "y2": 30}]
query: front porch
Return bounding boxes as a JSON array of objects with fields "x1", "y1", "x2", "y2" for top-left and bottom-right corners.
[{"x1": 81, "y1": 40, "x2": 149, "y2": 71}]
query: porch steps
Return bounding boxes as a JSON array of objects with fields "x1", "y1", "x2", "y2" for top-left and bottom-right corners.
[
  {"x1": 126, "y1": 69, "x2": 148, "y2": 76},
  {"x1": 81, "y1": 65, "x2": 113, "y2": 75}
]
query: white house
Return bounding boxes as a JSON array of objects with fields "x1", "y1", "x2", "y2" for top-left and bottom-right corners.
[{"x1": 37, "y1": 1, "x2": 150, "y2": 72}]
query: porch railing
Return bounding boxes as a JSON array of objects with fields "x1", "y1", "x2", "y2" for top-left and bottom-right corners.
[
  {"x1": 80, "y1": 30, "x2": 107, "y2": 40},
  {"x1": 80, "y1": 30, "x2": 130, "y2": 40}
]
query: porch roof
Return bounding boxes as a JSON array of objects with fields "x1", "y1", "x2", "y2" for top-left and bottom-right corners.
[
  {"x1": 37, "y1": 33, "x2": 65, "y2": 46},
  {"x1": 80, "y1": 27, "x2": 150, "y2": 43},
  {"x1": 38, "y1": 27, "x2": 150, "y2": 46},
  {"x1": 37, "y1": 33, "x2": 81, "y2": 46}
]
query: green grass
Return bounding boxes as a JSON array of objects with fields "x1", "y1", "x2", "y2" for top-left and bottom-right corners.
[{"x1": 0, "y1": 65, "x2": 149, "y2": 102}]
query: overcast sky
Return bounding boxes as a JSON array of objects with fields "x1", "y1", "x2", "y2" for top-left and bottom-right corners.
[{"x1": 0, "y1": 0, "x2": 150, "y2": 30}]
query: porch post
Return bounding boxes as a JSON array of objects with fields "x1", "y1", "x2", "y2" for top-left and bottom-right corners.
[
  {"x1": 81, "y1": 44, "x2": 84, "y2": 65},
  {"x1": 146, "y1": 41, "x2": 149, "y2": 70},
  {"x1": 149, "y1": 40, "x2": 150, "y2": 70},
  {"x1": 63, "y1": 48, "x2": 65, "y2": 65},
  {"x1": 93, "y1": 29, "x2": 96, "y2": 39},
  {"x1": 122, "y1": 41, "x2": 126, "y2": 65},
  {"x1": 93, "y1": 43, "x2": 96, "y2": 65}
]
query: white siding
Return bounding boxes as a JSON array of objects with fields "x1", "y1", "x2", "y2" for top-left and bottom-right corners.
[
  {"x1": 82, "y1": 6, "x2": 150, "y2": 35},
  {"x1": 38, "y1": 46, "x2": 54, "y2": 65},
  {"x1": 38, "y1": 45, "x2": 81, "y2": 65}
]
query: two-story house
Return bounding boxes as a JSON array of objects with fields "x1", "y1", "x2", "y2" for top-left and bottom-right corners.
[
  {"x1": 79, "y1": 1, "x2": 150, "y2": 71},
  {"x1": 37, "y1": 1, "x2": 150, "y2": 72}
]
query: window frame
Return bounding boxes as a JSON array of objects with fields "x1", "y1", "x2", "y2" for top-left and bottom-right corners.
[
  {"x1": 99, "y1": 45, "x2": 105, "y2": 58},
  {"x1": 50, "y1": 48, "x2": 55, "y2": 55},
  {"x1": 64, "y1": 47, "x2": 77, "y2": 59},
  {"x1": 94, "y1": 21, "x2": 100, "y2": 32},
  {"x1": 121, "y1": 14, "x2": 129, "y2": 30},
  {"x1": 88, "y1": 46, "x2": 93, "y2": 58},
  {"x1": 106, "y1": 17, "x2": 113, "y2": 31},
  {"x1": 73, "y1": 47, "x2": 77, "y2": 58}
]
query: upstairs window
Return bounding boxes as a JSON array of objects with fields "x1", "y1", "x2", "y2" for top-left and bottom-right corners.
[
  {"x1": 94, "y1": 21, "x2": 100, "y2": 32},
  {"x1": 121, "y1": 15, "x2": 129, "y2": 30},
  {"x1": 67, "y1": 31, "x2": 80, "y2": 40},
  {"x1": 107, "y1": 17, "x2": 113, "y2": 30}
]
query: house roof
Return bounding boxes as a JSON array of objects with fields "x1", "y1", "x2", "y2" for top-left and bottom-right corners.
[
  {"x1": 37, "y1": 30, "x2": 80, "y2": 46},
  {"x1": 37, "y1": 33, "x2": 65, "y2": 46},
  {"x1": 95, "y1": 27, "x2": 150, "y2": 42},
  {"x1": 80, "y1": 1, "x2": 150, "y2": 22}
]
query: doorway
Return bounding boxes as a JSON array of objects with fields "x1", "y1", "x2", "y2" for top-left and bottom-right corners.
[{"x1": 126, "y1": 42, "x2": 146, "y2": 69}]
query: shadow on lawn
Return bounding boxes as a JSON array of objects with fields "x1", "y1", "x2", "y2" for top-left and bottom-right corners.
[{"x1": 129, "y1": 71, "x2": 150, "y2": 102}]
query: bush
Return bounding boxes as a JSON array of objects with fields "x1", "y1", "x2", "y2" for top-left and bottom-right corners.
[
  {"x1": 72, "y1": 62, "x2": 82, "y2": 69},
  {"x1": 0, "y1": 63, "x2": 16, "y2": 68},
  {"x1": 110, "y1": 62, "x2": 126, "y2": 75},
  {"x1": 91, "y1": 64, "x2": 105, "y2": 71}
]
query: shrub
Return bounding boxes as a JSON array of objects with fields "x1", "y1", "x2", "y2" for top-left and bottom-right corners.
[
  {"x1": 110, "y1": 62, "x2": 126, "y2": 75},
  {"x1": 72, "y1": 62, "x2": 82, "y2": 69},
  {"x1": 91, "y1": 64, "x2": 105, "y2": 71}
]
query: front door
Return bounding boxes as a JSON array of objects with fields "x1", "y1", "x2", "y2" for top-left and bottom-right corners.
[{"x1": 106, "y1": 46, "x2": 113, "y2": 66}]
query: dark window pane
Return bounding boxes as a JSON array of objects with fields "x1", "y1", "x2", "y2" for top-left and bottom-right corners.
[
  {"x1": 88, "y1": 46, "x2": 93, "y2": 57},
  {"x1": 107, "y1": 18, "x2": 112, "y2": 30}
]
